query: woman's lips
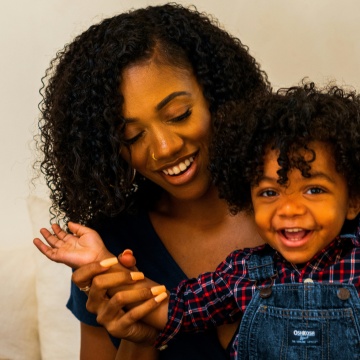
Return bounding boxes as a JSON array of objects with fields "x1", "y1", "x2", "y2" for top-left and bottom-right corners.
[
  {"x1": 162, "y1": 156, "x2": 194, "y2": 175},
  {"x1": 159, "y1": 155, "x2": 198, "y2": 185}
]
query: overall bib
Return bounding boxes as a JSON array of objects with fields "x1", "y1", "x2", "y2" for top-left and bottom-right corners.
[{"x1": 236, "y1": 252, "x2": 360, "y2": 359}]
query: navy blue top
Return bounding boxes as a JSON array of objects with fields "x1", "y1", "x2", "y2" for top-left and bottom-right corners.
[{"x1": 67, "y1": 211, "x2": 227, "y2": 359}]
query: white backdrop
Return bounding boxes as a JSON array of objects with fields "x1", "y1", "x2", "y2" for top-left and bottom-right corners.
[{"x1": 0, "y1": 1, "x2": 359, "y2": 358}]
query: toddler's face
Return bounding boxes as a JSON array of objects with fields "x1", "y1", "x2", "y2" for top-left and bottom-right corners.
[{"x1": 251, "y1": 141, "x2": 359, "y2": 264}]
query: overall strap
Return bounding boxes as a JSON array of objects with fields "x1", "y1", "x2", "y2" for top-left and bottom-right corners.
[{"x1": 247, "y1": 252, "x2": 276, "y2": 281}]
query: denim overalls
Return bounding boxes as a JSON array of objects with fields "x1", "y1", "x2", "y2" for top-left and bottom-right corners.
[{"x1": 236, "y1": 251, "x2": 360, "y2": 359}]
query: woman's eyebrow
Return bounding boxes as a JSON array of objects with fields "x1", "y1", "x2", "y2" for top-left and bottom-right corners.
[
  {"x1": 156, "y1": 91, "x2": 190, "y2": 111},
  {"x1": 123, "y1": 91, "x2": 191, "y2": 123}
]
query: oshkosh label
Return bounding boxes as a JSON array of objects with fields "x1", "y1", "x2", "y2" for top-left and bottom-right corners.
[{"x1": 289, "y1": 327, "x2": 321, "y2": 346}]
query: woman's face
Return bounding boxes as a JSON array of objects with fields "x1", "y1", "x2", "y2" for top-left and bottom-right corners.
[{"x1": 120, "y1": 60, "x2": 213, "y2": 201}]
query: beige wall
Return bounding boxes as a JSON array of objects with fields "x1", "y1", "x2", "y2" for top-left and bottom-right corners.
[{"x1": 1, "y1": 0, "x2": 359, "y2": 248}]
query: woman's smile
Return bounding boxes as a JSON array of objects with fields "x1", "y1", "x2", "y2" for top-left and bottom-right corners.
[
  {"x1": 161, "y1": 154, "x2": 195, "y2": 176},
  {"x1": 120, "y1": 59, "x2": 213, "y2": 200}
]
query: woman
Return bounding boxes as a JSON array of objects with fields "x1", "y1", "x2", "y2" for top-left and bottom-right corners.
[{"x1": 37, "y1": 3, "x2": 269, "y2": 359}]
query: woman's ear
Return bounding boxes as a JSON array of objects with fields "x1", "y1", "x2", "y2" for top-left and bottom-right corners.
[{"x1": 346, "y1": 197, "x2": 360, "y2": 220}]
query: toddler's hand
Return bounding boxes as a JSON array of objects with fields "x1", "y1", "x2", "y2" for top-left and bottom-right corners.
[{"x1": 33, "y1": 222, "x2": 112, "y2": 268}]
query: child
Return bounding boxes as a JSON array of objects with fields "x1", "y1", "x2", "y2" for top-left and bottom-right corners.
[{"x1": 34, "y1": 82, "x2": 360, "y2": 359}]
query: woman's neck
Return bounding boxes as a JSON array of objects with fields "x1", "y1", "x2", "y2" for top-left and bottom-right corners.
[{"x1": 155, "y1": 184, "x2": 231, "y2": 224}]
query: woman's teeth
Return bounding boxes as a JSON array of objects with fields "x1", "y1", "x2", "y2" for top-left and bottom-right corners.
[{"x1": 162, "y1": 157, "x2": 194, "y2": 176}]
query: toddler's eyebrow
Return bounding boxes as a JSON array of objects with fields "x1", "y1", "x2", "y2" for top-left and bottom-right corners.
[
  {"x1": 257, "y1": 172, "x2": 335, "y2": 184},
  {"x1": 307, "y1": 171, "x2": 336, "y2": 184},
  {"x1": 257, "y1": 175, "x2": 278, "y2": 184}
]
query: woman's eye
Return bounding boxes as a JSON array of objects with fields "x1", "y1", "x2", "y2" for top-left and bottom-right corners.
[
  {"x1": 171, "y1": 109, "x2": 192, "y2": 123},
  {"x1": 260, "y1": 189, "x2": 278, "y2": 197},
  {"x1": 125, "y1": 132, "x2": 143, "y2": 145},
  {"x1": 306, "y1": 187, "x2": 325, "y2": 195}
]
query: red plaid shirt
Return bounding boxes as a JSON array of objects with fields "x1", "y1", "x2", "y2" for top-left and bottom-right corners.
[{"x1": 156, "y1": 234, "x2": 360, "y2": 358}]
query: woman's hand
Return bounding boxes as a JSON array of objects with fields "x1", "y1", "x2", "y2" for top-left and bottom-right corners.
[
  {"x1": 92, "y1": 280, "x2": 165, "y2": 343},
  {"x1": 33, "y1": 222, "x2": 113, "y2": 268},
  {"x1": 72, "y1": 252, "x2": 167, "y2": 344},
  {"x1": 71, "y1": 249, "x2": 139, "y2": 292}
]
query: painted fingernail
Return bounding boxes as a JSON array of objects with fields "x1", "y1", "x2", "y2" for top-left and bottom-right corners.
[
  {"x1": 130, "y1": 272, "x2": 144, "y2": 280},
  {"x1": 154, "y1": 292, "x2": 167, "y2": 303},
  {"x1": 100, "y1": 257, "x2": 118, "y2": 267},
  {"x1": 122, "y1": 249, "x2": 133, "y2": 256},
  {"x1": 151, "y1": 285, "x2": 166, "y2": 296}
]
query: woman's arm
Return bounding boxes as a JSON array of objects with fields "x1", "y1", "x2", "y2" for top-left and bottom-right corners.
[
  {"x1": 76, "y1": 257, "x2": 165, "y2": 360},
  {"x1": 116, "y1": 340, "x2": 159, "y2": 360},
  {"x1": 80, "y1": 322, "x2": 117, "y2": 360}
]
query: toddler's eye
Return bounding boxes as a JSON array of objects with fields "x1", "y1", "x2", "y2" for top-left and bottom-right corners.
[
  {"x1": 306, "y1": 187, "x2": 325, "y2": 195},
  {"x1": 260, "y1": 189, "x2": 278, "y2": 197}
]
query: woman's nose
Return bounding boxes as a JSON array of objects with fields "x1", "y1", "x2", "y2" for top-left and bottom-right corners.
[{"x1": 150, "y1": 126, "x2": 184, "y2": 160}]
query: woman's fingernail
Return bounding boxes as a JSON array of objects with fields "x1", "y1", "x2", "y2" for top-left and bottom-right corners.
[
  {"x1": 154, "y1": 292, "x2": 168, "y2": 303},
  {"x1": 100, "y1": 257, "x2": 118, "y2": 267},
  {"x1": 130, "y1": 272, "x2": 144, "y2": 280},
  {"x1": 151, "y1": 285, "x2": 166, "y2": 296},
  {"x1": 122, "y1": 249, "x2": 133, "y2": 256}
]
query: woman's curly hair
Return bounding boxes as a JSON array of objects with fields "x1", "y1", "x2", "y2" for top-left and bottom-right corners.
[
  {"x1": 35, "y1": 2, "x2": 270, "y2": 224},
  {"x1": 211, "y1": 81, "x2": 360, "y2": 215}
]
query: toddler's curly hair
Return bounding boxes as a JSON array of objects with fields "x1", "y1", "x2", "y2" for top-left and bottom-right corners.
[{"x1": 211, "y1": 82, "x2": 360, "y2": 214}]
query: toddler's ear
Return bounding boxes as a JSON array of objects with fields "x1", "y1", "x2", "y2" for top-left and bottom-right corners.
[{"x1": 346, "y1": 197, "x2": 360, "y2": 220}]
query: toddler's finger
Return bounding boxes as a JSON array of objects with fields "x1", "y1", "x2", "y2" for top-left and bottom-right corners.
[{"x1": 119, "y1": 249, "x2": 137, "y2": 269}]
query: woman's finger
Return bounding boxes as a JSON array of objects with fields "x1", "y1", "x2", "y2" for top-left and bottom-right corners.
[
  {"x1": 86, "y1": 272, "x2": 130, "y2": 313},
  {"x1": 89, "y1": 271, "x2": 143, "y2": 296},
  {"x1": 119, "y1": 292, "x2": 167, "y2": 325},
  {"x1": 108, "y1": 286, "x2": 165, "y2": 312},
  {"x1": 112, "y1": 285, "x2": 166, "y2": 314},
  {"x1": 72, "y1": 258, "x2": 119, "y2": 289},
  {"x1": 96, "y1": 289, "x2": 167, "y2": 342},
  {"x1": 85, "y1": 270, "x2": 145, "y2": 312}
]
